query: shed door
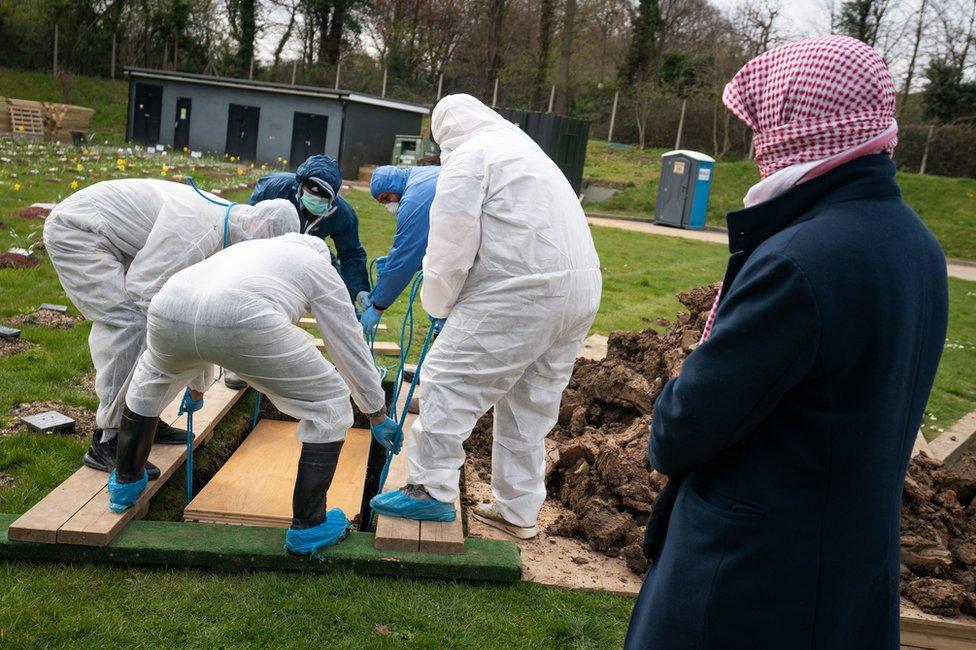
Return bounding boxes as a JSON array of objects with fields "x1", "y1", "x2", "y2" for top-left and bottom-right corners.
[
  {"x1": 173, "y1": 97, "x2": 192, "y2": 152},
  {"x1": 132, "y1": 82, "x2": 163, "y2": 146},
  {"x1": 289, "y1": 112, "x2": 329, "y2": 170},
  {"x1": 225, "y1": 104, "x2": 260, "y2": 162}
]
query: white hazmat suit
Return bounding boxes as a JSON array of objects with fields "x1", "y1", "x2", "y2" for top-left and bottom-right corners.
[
  {"x1": 125, "y1": 234, "x2": 386, "y2": 443},
  {"x1": 43, "y1": 179, "x2": 299, "y2": 432},
  {"x1": 408, "y1": 94, "x2": 602, "y2": 527}
]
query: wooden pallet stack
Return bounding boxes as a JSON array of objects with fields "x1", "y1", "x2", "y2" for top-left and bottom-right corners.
[
  {"x1": 0, "y1": 97, "x2": 94, "y2": 141},
  {"x1": 42, "y1": 102, "x2": 95, "y2": 142},
  {"x1": 7, "y1": 99, "x2": 45, "y2": 140}
]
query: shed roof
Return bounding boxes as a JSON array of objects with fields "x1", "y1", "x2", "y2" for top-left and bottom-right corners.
[{"x1": 124, "y1": 67, "x2": 430, "y2": 115}]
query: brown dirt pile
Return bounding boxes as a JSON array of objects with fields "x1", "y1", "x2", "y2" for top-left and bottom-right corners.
[
  {"x1": 6, "y1": 309, "x2": 80, "y2": 329},
  {"x1": 16, "y1": 206, "x2": 51, "y2": 219},
  {"x1": 901, "y1": 452, "x2": 976, "y2": 617},
  {"x1": 0, "y1": 337, "x2": 36, "y2": 357},
  {"x1": 465, "y1": 284, "x2": 719, "y2": 573},
  {"x1": 0, "y1": 252, "x2": 38, "y2": 269}
]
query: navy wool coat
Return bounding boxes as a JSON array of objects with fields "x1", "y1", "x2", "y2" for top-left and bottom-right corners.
[{"x1": 626, "y1": 155, "x2": 949, "y2": 650}]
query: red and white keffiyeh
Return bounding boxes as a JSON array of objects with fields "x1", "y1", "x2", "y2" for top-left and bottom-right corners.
[{"x1": 723, "y1": 35, "x2": 898, "y2": 180}]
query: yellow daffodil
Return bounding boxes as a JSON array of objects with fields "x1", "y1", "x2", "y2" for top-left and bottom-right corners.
[
  {"x1": 70, "y1": 180, "x2": 79, "y2": 190},
  {"x1": 13, "y1": 182, "x2": 21, "y2": 191}
]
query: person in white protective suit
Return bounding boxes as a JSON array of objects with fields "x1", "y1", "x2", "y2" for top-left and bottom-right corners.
[
  {"x1": 108, "y1": 234, "x2": 401, "y2": 554},
  {"x1": 370, "y1": 94, "x2": 602, "y2": 539},
  {"x1": 43, "y1": 179, "x2": 299, "y2": 480}
]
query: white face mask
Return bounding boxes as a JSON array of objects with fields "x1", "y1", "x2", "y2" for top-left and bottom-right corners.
[{"x1": 385, "y1": 201, "x2": 399, "y2": 215}]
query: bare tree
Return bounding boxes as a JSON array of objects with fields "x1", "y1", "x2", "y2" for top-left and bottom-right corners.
[
  {"x1": 531, "y1": 0, "x2": 557, "y2": 110},
  {"x1": 899, "y1": 0, "x2": 930, "y2": 114},
  {"x1": 733, "y1": 0, "x2": 781, "y2": 56},
  {"x1": 485, "y1": 0, "x2": 508, "y2": 97},
  {"x1": 555, "y1": 0, "x2": 577, "y2": 114}
]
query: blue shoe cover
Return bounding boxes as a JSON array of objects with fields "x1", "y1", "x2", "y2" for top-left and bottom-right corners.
[
  {"x1": 370, "y1": 488, "x2": 456, "y2": 522},
  {"x1": 285, "y1": 508, "x2": 351, "y2": 555},
  {"x1": 108, "y1": 469, "x2": 148, "y2": 514}
]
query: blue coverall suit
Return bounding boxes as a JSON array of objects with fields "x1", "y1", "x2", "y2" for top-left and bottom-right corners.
[
  {"x1": 248, "y1": 155, "x2": 369, "y2": 301},
  {"x1": 368, "y1": 166, "x2": 440, "y2": 309}
]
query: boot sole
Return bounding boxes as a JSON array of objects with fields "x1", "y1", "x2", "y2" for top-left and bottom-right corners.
[{"x1": 471, "y1": 511, "x2": 538, "y2": 540}]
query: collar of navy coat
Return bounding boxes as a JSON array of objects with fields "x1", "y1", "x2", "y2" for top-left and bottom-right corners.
[{"x1": 725, "y1": 154, "x2": 903, "y2": 256}]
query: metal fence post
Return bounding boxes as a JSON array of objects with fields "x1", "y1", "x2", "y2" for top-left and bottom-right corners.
[{"x1": 607, "y1": 90, "x2": 619, "y2": 142}]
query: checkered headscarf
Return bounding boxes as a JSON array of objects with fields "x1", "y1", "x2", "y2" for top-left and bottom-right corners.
[{"x1": 723, "y1": 35, "x2": 898, "y2": 179}]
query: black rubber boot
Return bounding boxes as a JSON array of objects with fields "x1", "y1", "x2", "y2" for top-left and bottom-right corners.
[
  {"x1": 115, "y1": 407, "x2": 159, "y2": 483},
  {"x1": 154, "y1": 418, "x2": 189, "y2": 445},
  {"x1": 83, "y1": 429, "x2": 161, "y2": 480},
  {"x1": 291, "y1": 440, "x2": 344, "y2": 529}
]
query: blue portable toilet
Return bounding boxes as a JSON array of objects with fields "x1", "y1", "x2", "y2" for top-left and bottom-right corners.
[{"x1": 653, "y1": 150, "x2": 715, "y2": 229}]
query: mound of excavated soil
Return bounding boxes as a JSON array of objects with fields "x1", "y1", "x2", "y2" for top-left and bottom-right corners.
[
  {"x1": 901, "y1": 453, "x2": 976, "y2": 617},
  {"x1": 0, "y1": 252, "x2": 38, "y2": 269},
  {"x1": 6, "y1": 309, "x2": 80, "y2": 329},
  {"x1": 466, "y1": 284, "x2": 719, "y2": 574}
]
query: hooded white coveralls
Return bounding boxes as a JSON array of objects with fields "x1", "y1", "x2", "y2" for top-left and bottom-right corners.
[
  {"x1": 408, "y1": 94, "x2": 602, "y2": 527},
  {"x1": 43, "y1": 179, "x2": 299, "y2": 431},
  {"x1": 125, "y1": 234, "x2": 386, "y2": 443}
]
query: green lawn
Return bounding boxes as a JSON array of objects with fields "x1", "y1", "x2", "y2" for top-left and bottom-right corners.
[{"x1": 583, "y1": 141, "x2": 976, "y2": 261}]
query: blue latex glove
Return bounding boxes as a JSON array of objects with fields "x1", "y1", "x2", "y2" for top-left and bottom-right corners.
[
  {"x1": 370, "y1": 416, "x2": 402, "y2": 454},
  {"x1": 431, "y1": 317, "x2": 446, "y2": 334},
  {"x1": 355, "y1": 291, "x2": 372, "y2": 311},
  {"x1": 361, "y1": 305, "x2": 383, "y2": 335},
  {"x1": 179, "y1": 389, "x2": 204, "y2": 415},
  {"x1": 374, "y1": 255, "x2": 388, "y2": 277}
]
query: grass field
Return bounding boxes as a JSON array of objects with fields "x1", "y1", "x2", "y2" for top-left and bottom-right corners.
[{"x1": 583, "y1": 141, "x2": 976, "y2": 261}]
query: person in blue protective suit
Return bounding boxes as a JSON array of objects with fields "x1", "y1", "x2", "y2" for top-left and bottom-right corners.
[
  {"x1": 249, "y1": 155, "x2": 369, "y2": 302},
  {"x1": 359, "y1": 165, "x2": 441, "y2": 335}
]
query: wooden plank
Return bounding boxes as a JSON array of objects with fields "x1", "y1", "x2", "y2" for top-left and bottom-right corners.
[
  {"x1": 374, "y1": 387, "x2": 422, "y2": 552},
  {"x1": 7, "y1": 468, "x2": 108, "y2": 543},
  {"x1": 373, "y1": 381, "x2": 464, "y2": 555},
  {"x1": 929, "y1": 411, "x2": 976, "y2": 467},
  {"x1": 315, "y1": 338, "x2": 400, "y2": 357},
  {"x1": 53, "y1": 383, "x2": 244, "y2": 546},
  {"x1": 8, "y1": 382, "x2": 242, "y2": 544},
  {"x1": 183, "y1": 421, "x2": 370, "y2": 526},
  {"x1": 901, "y1": 599, "x2": 976, "y2": 650}
]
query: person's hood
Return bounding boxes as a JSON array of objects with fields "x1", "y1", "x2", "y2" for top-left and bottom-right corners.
[
  {"x1": 228, "y1": 198, "x2": 300, "y2": 244},
  {"x1": 295, "y1": 155, "x2": 342, "y2": 196},
  {"x1": 370, "y1": 165, "x2": 409, "y2": 198},
  {"x1": 281, "y1": 231, "x2": 334, "y2": 261},
  {"x1": 430, "y1": 94, "x2": 517, "y2": 157}
]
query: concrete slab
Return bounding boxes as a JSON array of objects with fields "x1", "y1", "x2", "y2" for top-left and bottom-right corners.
[
  {"x1": 0, "y1": 326, "x2": 21, "y2": 339},
  {"x1": 38, "y1": 303, "x2": 68, "y2": 314},
  {"x1": 19, "y1": 411, "x2": 75, "y2": 434}
]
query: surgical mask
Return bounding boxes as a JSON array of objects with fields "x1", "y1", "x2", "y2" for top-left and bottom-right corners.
[
  {"x1": 385, "y1": 201, "x2": 399, "y2": 215},
  {"x1": 301, "y1": 192, "x2": 332, "y2": 217}
]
